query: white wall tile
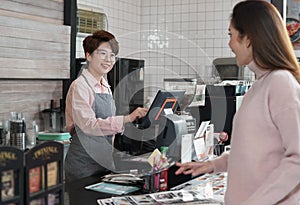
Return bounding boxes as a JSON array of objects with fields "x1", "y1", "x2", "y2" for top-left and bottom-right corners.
[{"x1": 77, "y1": 0, "x2": 239, "y2": 99}]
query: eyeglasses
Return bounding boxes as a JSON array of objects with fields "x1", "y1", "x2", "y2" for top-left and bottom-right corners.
[{"x1": 94, "y1": 49, "x2": 116, "y2": 62}]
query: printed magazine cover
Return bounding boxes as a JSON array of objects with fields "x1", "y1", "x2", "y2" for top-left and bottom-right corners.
[
  {"x1": 47, "y1": 161, "x2": 58, "y2": 187},
  {"x1": 1, "y1": 169, "x2": 14, "y2": 200},
  {"x1": 29, "y1": 166, "x2": 42, "y2": 193},
  {"x1": 97, "y1": 190, "x2": 223, "y2": 205},
  {"x1": 85, "y1": 182, "x2": 140, "y2": 195}
]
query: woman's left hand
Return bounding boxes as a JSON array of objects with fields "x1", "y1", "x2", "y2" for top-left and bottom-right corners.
[{"x1": 175, "y1": 161, "x2": 214, "y2": 177}]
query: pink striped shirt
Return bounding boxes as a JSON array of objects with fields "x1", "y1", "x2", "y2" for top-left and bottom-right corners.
[{"x1": 65, "y1": 69, "x2": 125, "y2": 136}]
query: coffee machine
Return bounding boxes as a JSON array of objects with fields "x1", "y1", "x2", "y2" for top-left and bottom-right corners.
[{"x1": 39, "y1": 99, "x2": 70, "y2": 141}]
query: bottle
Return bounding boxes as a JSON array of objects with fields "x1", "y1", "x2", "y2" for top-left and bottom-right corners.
[
  {"x1": 159, "y1": 146, "x2": 168, "y2": 191},
  {"x1": 0, "y1": 121, "x2": 4, "y2": 146},
  {"x1": 160, "y1": 146, "x2": 168, "y2": 158},
  {"x1": 205, "y1": 124, "x2": 214, "y2": 159},
  {"x1": 26, "y1": 120, "x2": 38, "y2": 149}
]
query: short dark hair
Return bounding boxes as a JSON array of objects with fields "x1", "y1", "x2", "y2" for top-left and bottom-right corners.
[{"x1": 83, "y1": 30, "x2": 119, "y2": 56}]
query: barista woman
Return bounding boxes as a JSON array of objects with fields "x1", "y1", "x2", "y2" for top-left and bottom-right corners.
[{"x1": 65, "y1": 30, "x2": 148, "y2": 182}]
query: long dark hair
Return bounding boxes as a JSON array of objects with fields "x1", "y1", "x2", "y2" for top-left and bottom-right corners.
[{"x1": 231, "y1": 0, "x2": 300, "y2": 83}]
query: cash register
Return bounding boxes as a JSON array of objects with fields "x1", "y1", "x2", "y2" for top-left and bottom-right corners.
[{"x1": 113, "y1": 89, "x2": 197, "y2": 176}]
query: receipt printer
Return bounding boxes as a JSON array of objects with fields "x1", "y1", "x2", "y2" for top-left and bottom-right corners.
[{"x1": 155, "y1": 114, "x2": 196, "y2": 162}]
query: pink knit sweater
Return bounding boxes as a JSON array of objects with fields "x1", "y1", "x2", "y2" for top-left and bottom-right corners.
[{"x1": 212, "y1": 61, "x2": 300, "y2": 205}]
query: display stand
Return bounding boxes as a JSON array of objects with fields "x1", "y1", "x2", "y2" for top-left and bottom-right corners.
[
  {"x1": 24, "y1": 141, "x2": 64, "y2": 205},
  {"x1": 0, "y1": 146, "x2": 24, "y2": 205}
]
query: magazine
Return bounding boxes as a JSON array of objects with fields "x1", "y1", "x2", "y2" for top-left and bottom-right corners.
[
  {"x1": 47, "y1": 161, "x2": 58, "y2": 187},
  {"x1": 1, "y1": 169, "x2": 14, "y2": 200},
  {"x1": 171, "y1": 173, "x2": 227, "y2": 201},
  {"x1": 29, "y1": 166, "x2": 42, "y2": 193},
  {"x1": 97, "y1": 190, "x2": 223, "y2": 205},
  {"x1": 85, "y1": 182, "x2": 140, "y2": 195}
]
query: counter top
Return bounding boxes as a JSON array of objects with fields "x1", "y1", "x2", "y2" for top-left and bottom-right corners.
[
  {"x1": 65, "y1": 175, "x2": 113, "y2": 205},
  {"x1": 64, "y1": 164, "x2": 192, "y2": 205}
]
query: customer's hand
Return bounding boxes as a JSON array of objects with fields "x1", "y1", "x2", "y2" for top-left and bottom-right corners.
[
  {"x1": 175, "y1": 161, "x2": 214, "y2": 177},
  {"x1": 124, "y1": 107, "x2": 148, "y2": 123}
]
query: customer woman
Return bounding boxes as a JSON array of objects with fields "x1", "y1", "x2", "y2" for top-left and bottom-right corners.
[
  {"x1": 65, "y1": 30, "x2": 147, "y2": 182},
  {"x1": 176, "y1": 1, "x2": 300, "y2": 204}
]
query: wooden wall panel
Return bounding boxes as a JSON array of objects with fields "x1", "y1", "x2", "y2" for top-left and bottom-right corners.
[
  {"x1": 0, "y1": 0, "x2": 71, "y2": 128},
  {"x1": 0, "y1": 80, "x2": 63, "y2": 130},
  {"x1": 0, "y1": 15, "x2": 70, "y2": 79},
  {"x1": 0, "y1": 0, "x2": 64, "y2": 24}
]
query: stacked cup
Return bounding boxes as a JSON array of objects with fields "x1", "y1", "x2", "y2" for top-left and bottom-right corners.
[{"x1": 9, "y1": 112, "x2": 26, "y2": 150}]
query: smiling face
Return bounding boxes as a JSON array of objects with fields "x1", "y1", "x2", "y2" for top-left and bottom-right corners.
[
  {"x1": 86, "y1": 42, "x2": 116, "y2": 80},
  {"x1": 228, "y1": 22, "x2": 253, "y2": 67}
]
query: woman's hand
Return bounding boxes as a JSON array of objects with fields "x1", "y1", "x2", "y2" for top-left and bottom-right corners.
[
  {"x1": 175, "y1": 161, "x2": 214, "y2": 177},
  {"x1": 124, "y1": 107, "x2": 148, "y2": 123}
]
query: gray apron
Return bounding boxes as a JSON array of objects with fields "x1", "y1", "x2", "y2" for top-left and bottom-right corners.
[{"x1": 65, "y1": 74, "x2": 116, "y2": 182}]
